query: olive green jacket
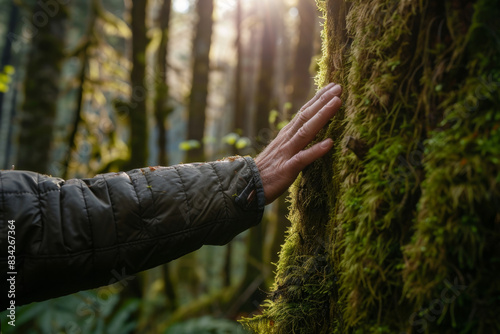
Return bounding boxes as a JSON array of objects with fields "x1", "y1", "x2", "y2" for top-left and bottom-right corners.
[{"x1": 0, "y1": 156, "x2": 264, "y2": 309}]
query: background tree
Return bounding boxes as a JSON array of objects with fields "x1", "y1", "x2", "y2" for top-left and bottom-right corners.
[
  {"x1": 186, "y1": 0, "x2": 214, "y2": 163},
  {"x1": 232, "y1": 0, "x2": 282, "y2": 315},
  {"x1": 289, "y1": 0, "x2": 316, "y2": 112},
  {"x1": 243, "y1": 0, "x2": 500, "y2": 333},
  {"x1": 232, "y1": 0, "x2": 245, "y2": 140},
  {"x1": 154, "y1": 0, "x2": 173, "y2": 166},
  {"x1": 16, "y1": 0, "x2": 68, "y2": 173},
  {"x1": 254, "y1": 0, "x2": 279, "y2": 147},
  {"x1": 125, "y1": 0, "x2": 149, "y2": 169}
]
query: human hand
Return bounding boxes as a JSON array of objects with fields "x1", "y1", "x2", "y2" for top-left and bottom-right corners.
[{"x1": 255, "y1": 83, "x2": 342, "y2": 205}]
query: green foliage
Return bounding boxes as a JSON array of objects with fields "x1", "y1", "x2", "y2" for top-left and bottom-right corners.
[
  {"x1": 0, "y1": 65, "x2": 15, "y2": 93},
  {"x1": 179, "y1": 139, "x2": 201, "y2": 151},
  {"x1": 180, "y1": 133, "x2": 253, "y2": 152},
  {"x1": 222, "y1": 132, "x2": 240, "y2": 146},
  {"x1": 165, "y1": 316, "x2": 249, "y2": 334},
  {"x1": 1, "y1": 290, "x2": 139, "y2": 334},
  {"x1": 268, "y1": 109, "x2": 280, "y2": 125},
  {"x1": 242, "y1": 0, "x2": 500, "y2": 333}
]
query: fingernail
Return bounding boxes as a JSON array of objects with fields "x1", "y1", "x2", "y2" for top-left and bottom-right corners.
[
  {"x1": 327, "y1": 96, "x2": 341, "y2": 107},
  {"x1": 321, "y1": 138, "x2": 333, "y2": 149},
  {"x1": 330, "y1": 84, "x2": 342, "y2": 95}
]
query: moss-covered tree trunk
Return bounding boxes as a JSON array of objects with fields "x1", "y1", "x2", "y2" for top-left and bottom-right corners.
[
  {"x1": 186, "y1": 0, "x2": 214, "y2": 163},
  {"x1": 16, "y1": 1, "x2": 68, "y2": 173},
  {"x1": 243, "y1": 0, "x2": 500, "y2": 333}
]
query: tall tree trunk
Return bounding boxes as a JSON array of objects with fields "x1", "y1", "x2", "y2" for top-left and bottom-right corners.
[
  {"x1": 16, "y1": 1, "x2": 68, "y2": 173},
  {"x1": 242, "y1": 0, "x2": 500, "y2": 333},
  {"x1": 186, "y1": 0, "x2": 214, "y2": 163},
  {"x1": 222, "y1": 0, "x2": 245, "y2": 290},
  {"x1": 126, "y1": 0, "x2": 149, "y2": 169},
  {"x1": 289, "y1": 0, "x2": 317, "y2": 112},
  {"x1": 254, "y1": 0, "x2": 279, "y2": 148},
  {"x1": 153, "y1": 0, "x2": 179, "y2": 314},
  {"x1": 232, "y1": 0, "x2": 281, "y2": 315},
  {"x1": 154, "y1": 0, "x2": 172, "y2": 166},
  {"x1": 233, "y1": 0, "x2": 245, "y2": 138}
]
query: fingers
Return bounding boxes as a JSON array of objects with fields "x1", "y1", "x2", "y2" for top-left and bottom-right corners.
[
  {"x1": 287, "y1": 84, "x2": 342, "y2": 137},
  {"x1": 286, "y1": 138, "x2": 334, "y2": 174},
  {"x1": 298, "y1": 82, "x2": 336, "y2": 113},
  {"x1": 280, "y1": 83, "x2": 335, "y2": 133},
  {"x1": 287, "y1": 96, "x2": 341, "y2": 153}
]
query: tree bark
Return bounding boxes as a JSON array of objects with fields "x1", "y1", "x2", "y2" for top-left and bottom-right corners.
[
  {"x1": 242, "y1": 0, "x2": 500, "y2": 333},
  {"x1": 16, "y1": 1, "x2": 68, "y2": 173},
  {"x1": 154, "y1": 0, "x2": 172, "y2": 166},
  {"x1": 186, "y1": 0, "x2": 214, "y2": 163},
  {"x1": 233, "y1": 0, "x2": 245, "y2": 138},
  {"x1": 126, "y1": 0, "x2": 149, "y2": 169}
]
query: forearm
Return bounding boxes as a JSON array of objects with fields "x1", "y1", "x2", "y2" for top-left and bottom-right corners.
[{"x1": 0, "y1": 156, "x2": 264, "y2": 309}]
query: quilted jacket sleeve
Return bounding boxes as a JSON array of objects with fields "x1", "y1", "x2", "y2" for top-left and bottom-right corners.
[{"x1": 0, "y1": 156, "x2": 265, "y2": 309}]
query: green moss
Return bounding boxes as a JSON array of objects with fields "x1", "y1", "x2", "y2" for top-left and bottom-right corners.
[{"x1": 242, "y1": 0, "x2": 500, "y2": 333}]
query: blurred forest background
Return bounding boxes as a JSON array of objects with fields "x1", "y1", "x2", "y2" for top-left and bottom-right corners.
[{"x1": 0, "y1": 0, "x2": 322, "y2": 332}]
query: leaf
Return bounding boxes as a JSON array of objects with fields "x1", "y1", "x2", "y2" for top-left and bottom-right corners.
[
  {"x1": 269, "y1": 109, "x2": 279, "y2": 125},
  {"x1": 223, "y1": 133, "x2": 240, "y2": 145},
  {"x1": 179, "y1": 140, "x2": 201, "y2": 151},
  {"x1": 0, "y1": 73, "x2": 10, "y2": 83},
  {"x1": 277, "y1": 120, "x2": 289, "y2": 130},
  {"x1": 3, "y1": 65, "x2": 15, "y2": 75}
]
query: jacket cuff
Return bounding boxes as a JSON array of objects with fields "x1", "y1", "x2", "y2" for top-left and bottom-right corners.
[{"x1": 234, "y1": 156, "x2": 266, "y2": 223}]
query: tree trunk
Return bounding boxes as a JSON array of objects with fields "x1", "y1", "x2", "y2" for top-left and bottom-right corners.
[
  {"x1": 126, "y1": 0, "x2": 149, "y2": 169},
  {"x1": 233, "y1": 0, "x2": 245, "y2": 138},
  {"x1": 16, "y1": 1, "x2": 68, "y2": 173},
  {"x1": 154, "y1": 0, "x2": 172, "y2": 166},
  {"x1": 289, "y1": 0, "x2": 316, "y2": 112},
  {"x1": 186, "y1": 0, "x2": 214, "y2": 163},
  {"x1": 254, "y1": 0, "x2": 279, "y2": 148},
  {"x1": 231, "y1": 0, "x2": 281, "y2": 315},
  {"x1": 242, "y1": 0, "x2": 500, "y2": 333}
]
